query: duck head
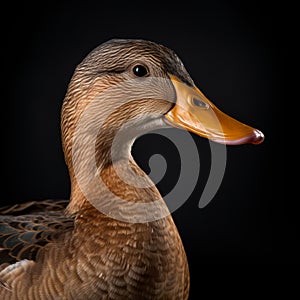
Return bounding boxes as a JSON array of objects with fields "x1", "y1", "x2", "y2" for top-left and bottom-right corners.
[{"x1": 61, "y1": 39, "x2": 264, "y2": 215}]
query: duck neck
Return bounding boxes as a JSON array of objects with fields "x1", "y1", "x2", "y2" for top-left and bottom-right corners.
[
  {"x1": 67, "y1": 159, "x2": 166, "y2": 221},
  {"x1": 66, "y1": 116, "x2": 169, "y2": 219}
]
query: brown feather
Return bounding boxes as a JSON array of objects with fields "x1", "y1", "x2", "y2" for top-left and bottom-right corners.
[{"x1": 0, "y1": 39, "x2": 191, "y2": 299}]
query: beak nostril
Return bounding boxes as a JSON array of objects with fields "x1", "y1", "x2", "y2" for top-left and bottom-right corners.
[{"x1": 192, "y1": 97, "x2": 209, "y2": 109}]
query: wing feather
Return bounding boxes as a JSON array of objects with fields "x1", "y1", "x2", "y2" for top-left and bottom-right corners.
[{"x1": 0, "y1": 199, "x2": 74, "y2": 267}]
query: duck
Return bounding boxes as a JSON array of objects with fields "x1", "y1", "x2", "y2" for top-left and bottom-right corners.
[{"x1": 0, "y1": 39, "x2": 264, "y2": 299}]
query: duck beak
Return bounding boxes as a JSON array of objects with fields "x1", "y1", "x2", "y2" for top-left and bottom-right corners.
[{"x1": 165, "y1": 75, "x2": 264, "y2": 145}]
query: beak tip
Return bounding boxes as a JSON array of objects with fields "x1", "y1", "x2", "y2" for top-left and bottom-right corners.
[{"x1": 252, "y1": 129, "x2": 265, "y2": 144}]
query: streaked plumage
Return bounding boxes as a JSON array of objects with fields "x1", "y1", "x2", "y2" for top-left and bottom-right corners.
[
  {"x1": 0, "y1": 39, "x2": 191, "y2": 300},
  {"x1": 0, "y1": 39, "x2": 264, "y2": 299}
]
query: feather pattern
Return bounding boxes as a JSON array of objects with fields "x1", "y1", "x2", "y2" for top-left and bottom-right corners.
[
  {"x1": 0, "y1": 39, "x2": 191, "y2": 299},
  {"x1": 0, "y1": 200, "x2": 73, "y2": 264}
]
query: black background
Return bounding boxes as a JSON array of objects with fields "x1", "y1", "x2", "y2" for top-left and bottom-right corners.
[{"x1": 1, "y1": 0, "x2": 295, "y2": 297}]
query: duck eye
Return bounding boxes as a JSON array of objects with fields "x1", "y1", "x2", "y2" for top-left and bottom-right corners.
[{"x1": 132, "y1": 65, "x2": 148, "y2": 77}]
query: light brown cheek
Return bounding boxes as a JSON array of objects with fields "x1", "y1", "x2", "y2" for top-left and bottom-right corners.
[{"x1": 61, "y1": 75, "x2": 123, "y2": 162}]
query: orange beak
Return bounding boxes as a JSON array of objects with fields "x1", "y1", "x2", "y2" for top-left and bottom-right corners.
[{"x1": 165, "y1": 75, "x2": 264, "y2": 145}]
